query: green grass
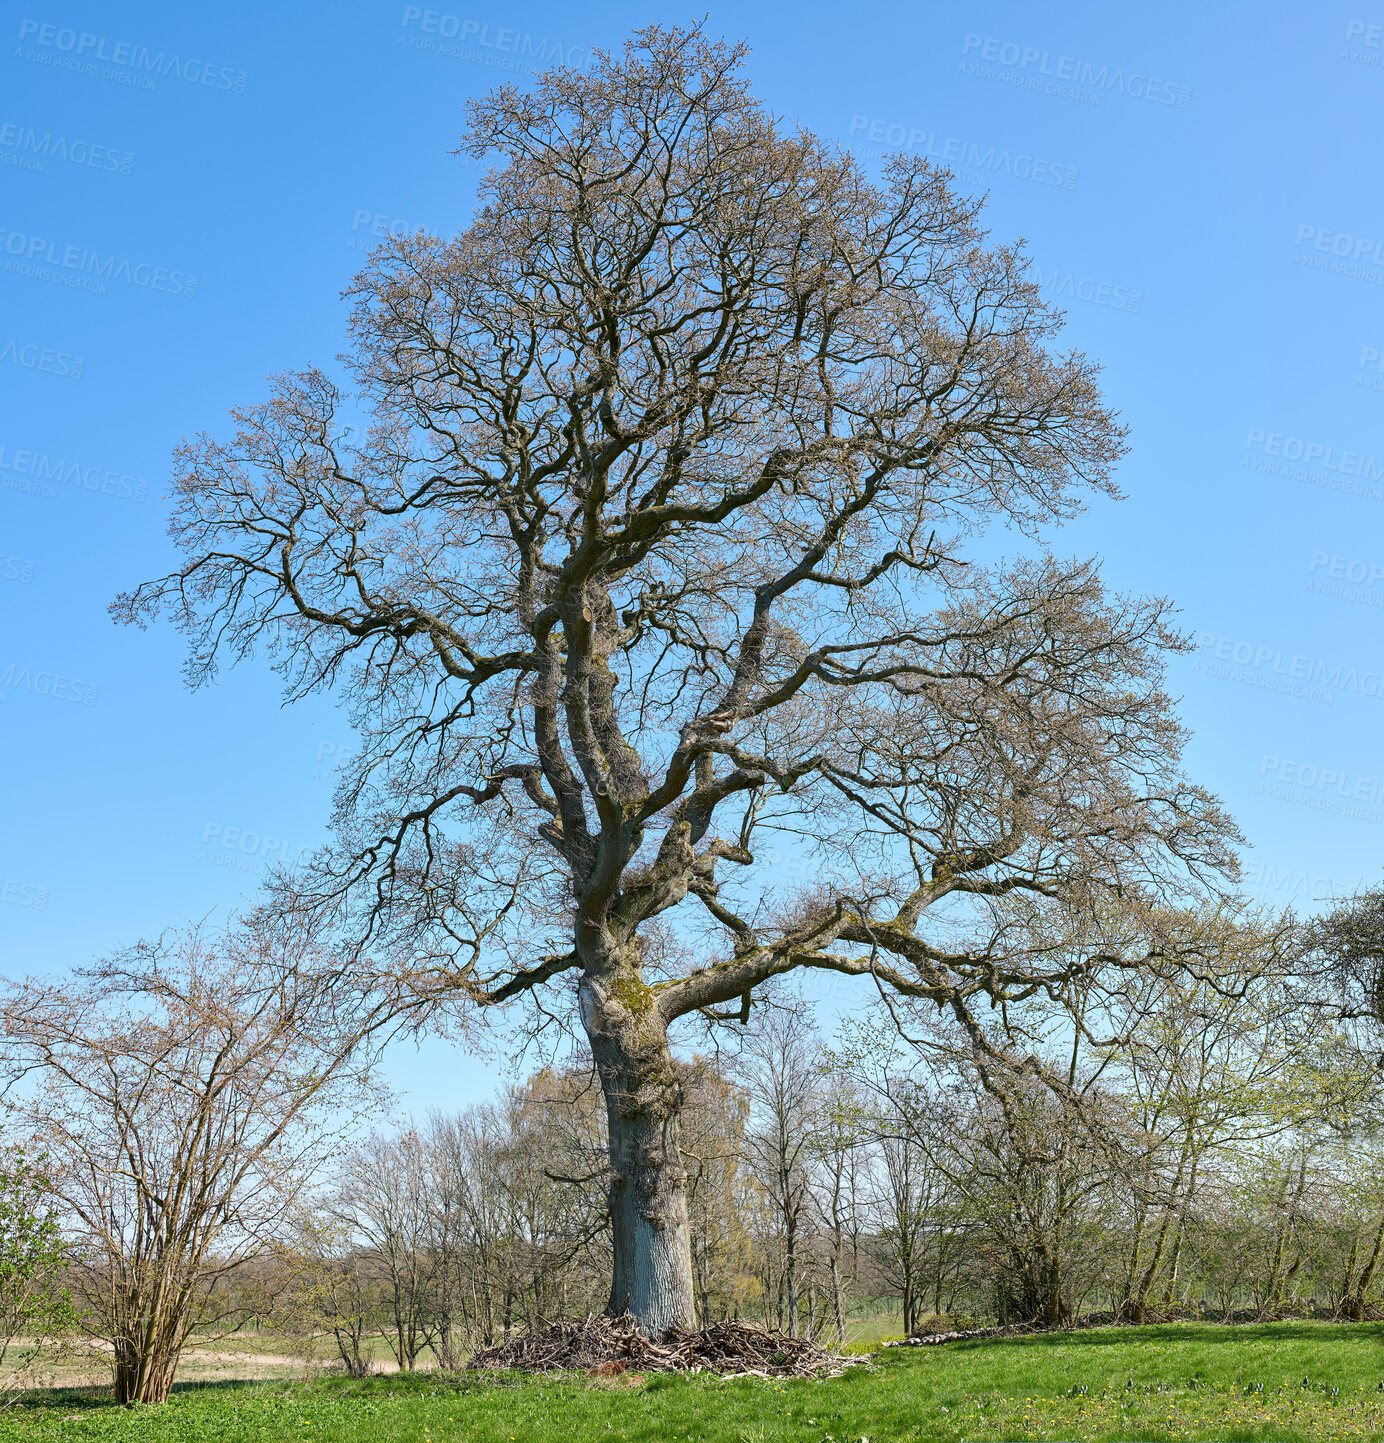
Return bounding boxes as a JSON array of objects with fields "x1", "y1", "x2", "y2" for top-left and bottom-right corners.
[{"x1": 3, "y1": 1322, "x2": 1383, "y2": 1442}]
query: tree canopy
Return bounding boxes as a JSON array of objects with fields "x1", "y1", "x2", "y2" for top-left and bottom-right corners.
[{"x1": 117, "y1": 24, "x2": 1239, "y2": 1331}]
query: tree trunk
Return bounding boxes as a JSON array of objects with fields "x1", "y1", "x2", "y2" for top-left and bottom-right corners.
[
  {"x1": 693, "y1": 1238, "x2": 711, "y2": 1325},
  {"x1": 1262, "y1": 1153, "x2": 1308, "y2": 1318},
  {"x1": 1161, "y1": 1152, "x2": 1199, "y2": 1311},
  {"x1": 784, "y1": 1204, "x2": 800, "y2": 1338},
  {"x1": 1338, "y1": 1207, "x2": 1384, "y2": 1320},
  {"x1": 829, "y1": 1253, "x2": 847, "y2": 1345},
  {"x1": 581, "y1": 970, "x2": 696, "y2": 1335},
  {"x1": 113, "y1": 1342, "x2": 180, "y2": 1405}
]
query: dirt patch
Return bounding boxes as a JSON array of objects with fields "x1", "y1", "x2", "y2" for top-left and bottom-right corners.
[
  {"x1": 180, "y1": 1347, "x2": 317, "y2": 1370},
  {"x1": 1, "y1": 1342, "x2": 326, "y2": 1392}
]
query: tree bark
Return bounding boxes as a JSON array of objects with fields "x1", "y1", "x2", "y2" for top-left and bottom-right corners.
[
  {"x1": 693, "y1": 1238, "x2": 710, "y2": 1325},
  {"x1": 784, "y1": 1202, "x2": 800, "y2": 1338},
  {"x1": 113, "y1": 1342, "x2": 180, "y2": 1405},
  {"x1": 581, "y1": 971, "x2": 696, "y2": 1335},
  {"x1": 829, "y1": 1253, "x2": 847, "y2": 1345},
  {"x1": 1339, "y1": 1207, "x2": 1384, "y2": 1320}
]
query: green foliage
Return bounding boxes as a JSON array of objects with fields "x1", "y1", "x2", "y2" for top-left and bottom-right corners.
[
  {"x1": 3, "y1": 1322, "x2": 1384, "y2": 1440},
  {"x1": 0, "y1": 1149, "x2": 72, "y2": 1367}
]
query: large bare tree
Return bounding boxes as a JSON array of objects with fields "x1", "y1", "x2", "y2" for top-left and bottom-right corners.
[{"x1": 117, "y1": 26, "x2": 1236, "y2": 1331}]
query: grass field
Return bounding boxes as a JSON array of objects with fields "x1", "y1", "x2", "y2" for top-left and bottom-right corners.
[{"x1": 3, "y1": 1322, "x2": 1383, "y2": 1442}]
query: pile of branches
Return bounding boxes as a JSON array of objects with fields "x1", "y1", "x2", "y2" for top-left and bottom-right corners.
[
  {"x1": 885, "y1": 1322, "x2": 1043, "y2": 1347},
  {"x1": 468, "y1": 1314, "x2": 861, "y2": 1378}
]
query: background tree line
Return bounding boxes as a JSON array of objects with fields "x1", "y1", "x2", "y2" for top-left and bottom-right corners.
[
  {"x1": 2, "y1": 892, "x2": 1383, "y2": 1397},
  {"x1": 278, "y1": 946, "x2": 1384, "y2": 1371}
]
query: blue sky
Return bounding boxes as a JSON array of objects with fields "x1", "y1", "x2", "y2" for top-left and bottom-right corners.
[{"x1": 3, "y1": 0, "x2": 1383, "y2": 1112}]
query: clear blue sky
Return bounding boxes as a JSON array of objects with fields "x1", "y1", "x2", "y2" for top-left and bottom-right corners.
[{"x1": 3, "y1": 0, "x2": 1383, "y2": 1112}]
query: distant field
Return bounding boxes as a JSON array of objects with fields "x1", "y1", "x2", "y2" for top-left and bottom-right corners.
[{"x1": 3, "y1": 1321, "x2": 1383, "y2": 1441}]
